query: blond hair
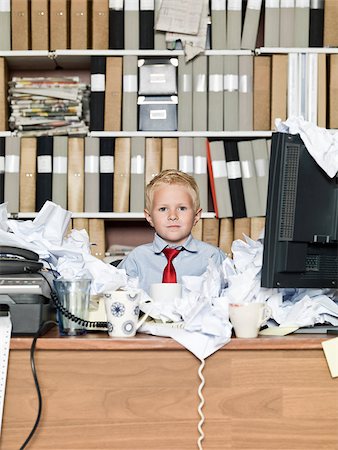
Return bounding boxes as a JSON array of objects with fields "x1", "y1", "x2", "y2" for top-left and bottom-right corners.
[{"x1": 145, "y1": 169, "x2": 200, "y2": 211}]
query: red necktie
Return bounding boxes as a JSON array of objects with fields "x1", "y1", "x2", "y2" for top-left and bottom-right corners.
[{"x1": 162, "y1": 248, "x2": 181, "y2": 283}]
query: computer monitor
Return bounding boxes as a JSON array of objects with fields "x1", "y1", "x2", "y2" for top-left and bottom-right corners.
[{"x1": 261, "y1": 132, "x2": 338, "y2": 288}]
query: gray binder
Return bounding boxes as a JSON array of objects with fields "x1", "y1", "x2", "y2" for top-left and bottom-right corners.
[
  {"x1": 52, "y1": 136, "x2": 68, "y2": 210},
  {"x1": 237, "y1": 140, "x2": 261, "y2": 217},
  {"x1": 226, "y1": 0, "x2": 242, "y2": 49},
  {"x1": 239, "y1": 55, "x2": 253, "y2": 131},
  {"x1": 84, "y1": 137, "x2": 100, "y2": 212},
  {"x1": 208, "y1": 55, "x2": 224, "y2": 131},
  {"x1": 193, "y1": 137, "x2": 208, "y2": 212},
  {"x1": 192, "y1": 55, "x2": 207, "y2": 131},
  {"x1": 211, "y1": 0, "x2": 226, "y2": 49},
  {"x1": 178, "y1": 55, "x2": 193, "y2": 131},
  {"x1": 4, "y1": 137, "x2": 20, "y2": 214},
  {"x1": 264, "y1": 0, "x2": 280, "y2": 47},
  {"x1": 241, "y1": 0, "x2": 263, "y2": 50},
  {"x1": 252, "y1": 139, "x2": 269, "y2": 216},
  {"x1": 209, "y1": 140, "x2": 232, "y2": 218},
  {"x1": 178, "y1": 137, "x2": 194, "y2": 175},
  {"x1": 124, "y1": 0, "x2": 139, "y2": 49},
  {"x1": 130, "y1": 137, "x2": 145, "y2": 212},
  {"x1": 0, "y1": 1, "x2": 10, "y2": 50},
  {"x1": 223, "y1": 55, "x2": 239, "y2": 131},
  {"x1": 122, "y1": 55, "x2": 138, "y2": 131},
  {"x1": 154, "y1": 0, "x2": 167, "y2": 49},
  {"x1": 280, "y1": 0, "x2": 295, "y2": 48},
  {"x1": 294, "y1": 0, "x2": 310, "y2": 47}
]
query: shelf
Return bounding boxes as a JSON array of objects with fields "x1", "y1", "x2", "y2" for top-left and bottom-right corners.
[
  {"x1": 8, "y1": 212, "x2": 216, "y2": 220},
  {"x1": 90, "y1": 131, "x2": 273, "y2": 138},
  {"x1": 0, "y1": 49, "x2": 255, "y2": 70},
  {"x1": 0, "y1": 51, "x2": 55, "y2": 70},
  {"x1": 257, "y1": 47, "x2": 338, "y2": 54}
]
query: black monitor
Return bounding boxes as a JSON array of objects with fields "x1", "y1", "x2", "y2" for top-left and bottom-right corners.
[{"x1": 261, "y1": 132, "x2": 338, "y2": 288}]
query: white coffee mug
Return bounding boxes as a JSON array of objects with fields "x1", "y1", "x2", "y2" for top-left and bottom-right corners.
[
  {"x1": 104, "y1": 290, "x2": 151, "y2": 338},
  {"x1": 149, "y1": 283, "x2": 182, "y2": 305},
  {"x1": 229, "y1": 302, "x2": 272, "y2": 338}
]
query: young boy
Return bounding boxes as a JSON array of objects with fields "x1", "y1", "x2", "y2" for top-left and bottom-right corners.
[{"x1": 118, "y1": 169, "x2": 227, "y2": 294}]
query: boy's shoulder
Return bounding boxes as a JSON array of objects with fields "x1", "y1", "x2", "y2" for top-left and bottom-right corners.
[
  {"x1": 126, "y1": 242, "x2": 154, "y2": 257},
  {"x1": 190, "y1": 237, "x2": 227, "y2": 258}
]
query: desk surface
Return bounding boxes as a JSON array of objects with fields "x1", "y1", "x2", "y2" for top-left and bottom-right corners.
[
  {"x1": 3, "y1": 329, "x2": 338, "y2": 450},
  {"x1": 10, "y1": 327, "x2": 331, "y2": 350}
]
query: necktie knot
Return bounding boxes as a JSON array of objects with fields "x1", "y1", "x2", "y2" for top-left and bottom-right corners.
[{"x1": 162, "y1": 247, "x2": 181, "y2": 283}]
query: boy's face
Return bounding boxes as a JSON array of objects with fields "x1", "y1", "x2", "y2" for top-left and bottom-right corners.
[{"x1": 144, "y1": 184, "x2": 202, "y2": 245}]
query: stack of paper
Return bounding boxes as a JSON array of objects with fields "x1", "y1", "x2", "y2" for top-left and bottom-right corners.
[{"x1": 8, "y1": 76, "x2": 90, "y2": 136}]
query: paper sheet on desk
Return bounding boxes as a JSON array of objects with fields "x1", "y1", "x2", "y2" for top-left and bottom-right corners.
[
  {"x1": 0, "y1": 314, "x2": 12, "y2": 432},
  {"x1": 140, "y1": 319, "x2": 231, "y2": 360},
  {"x1": 322, "y1": 338, "x2": 338, "y2": 378}
]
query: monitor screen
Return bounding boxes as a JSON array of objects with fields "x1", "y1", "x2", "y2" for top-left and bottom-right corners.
[{"x1": 261, "y1": 132, "x2": 338, "y2": 288}]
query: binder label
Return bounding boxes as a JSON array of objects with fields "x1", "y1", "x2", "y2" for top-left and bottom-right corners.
[
  {"x1": 228, "y1": 0, "x2": 242, "y2": 10},
  {"x1": 37, "y1": 155, "x2": 52, "y2": 173},
  {"x1": 211, "y1": 0, "x2": 226, "y2": 11},
  {"x1": 131, "y1": 155, "x2": 145, "y2": 174},
  {"x1": 280, "y1": 0, "x2": 294, "y2": 7},
  {"x1": 91, "y1": 74, "x2": 105, "y2": 92},
  {"x1": 180, "y1": 74, "x2": 192, "y2": 92},
  {"x1": 109, "y1": 0, "x2": 123, "y2": 9},
  {"x1": 100, "y1": 155, "x2": 114, "y2": 173},
  {"x1": 0, "y1": 0, "x2": 10, "y2": 12},
  {"x1": 209, "y1": 74, "x2": 223, "y2": 92},
  {"x1": 255, "y1": 158, "x2": 267, "y2": 177},
  {"x1": 194, "y1": 156, "x2": 207, "y2": 174},
  {"x1": 5, "y1": 155, "x2": 19, "y2": 173},
  {"x1": 53, "y1": 156, "x2": 67, "y2": 174},
  {"x1": 123, "y1": 75, "x2": 138, "y2": 92},
  {"x1": 224, "y1": 74, "x2": 238, "y2": 92},
  {"x1": 125, "y1": 0, "x2": 139, "y2": 10},
  {"x1": 141, "y1": 0, "x2": 155, "y2": 10},
  {"x1": 241, "y1": 160, "x2": 254, "y2": 179},
  {"x1": 247, "y1": 0, "x2": 262, "y2": 10},
  {"x1": 295, "y1": 0, "x2": 310, "y2": 8},
  {"x1": 239, "y1": 75, "x2": 252, "y2": 93},
  {"x1": 194, "y1": 74, "x2": 207, "y2": 92},
  {"x1": 179, "y1": 155, "x2": 194, "y2": 173},
  {"x1": 212, "y1": 160, "x2": 228, "y2": 178},
  {"x1": 85, "y1": 155, "x2": 99, "y2": 173},
  {"x1": 226, "y1": 161, "x2": 241, "y2": 179},
  {"x1": 0, "y1": 156, "x2": 4, "y2": 172},
  {"x1": 266, "y1": 0, "x2": 279, "y2": 7}
]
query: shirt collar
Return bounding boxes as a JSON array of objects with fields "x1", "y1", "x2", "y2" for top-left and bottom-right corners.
[{"x1": 152, "y1": 233, "x2": 198, "y2": 254}]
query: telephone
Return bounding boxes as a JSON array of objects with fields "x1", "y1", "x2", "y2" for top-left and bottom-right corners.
[{"x1": 0, "y1": 246, "x2": 43, "y2": 275}]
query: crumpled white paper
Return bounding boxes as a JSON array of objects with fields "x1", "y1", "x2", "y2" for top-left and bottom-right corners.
[
  {"x1": 222, "y1": 235, "x2": 338, "y2": 330},
  {"x1": 3, "y1": 200, "x2": 338, "y2": 359},
  {"x1": 275, "y1": 116, "x2": 338, "y2": 178},
  {"x1": 140, "y1": 259, "x2": 232, "y2": 359},
  {"x1": 0, "y1": 201, "x2": 128, "y2": 294}
]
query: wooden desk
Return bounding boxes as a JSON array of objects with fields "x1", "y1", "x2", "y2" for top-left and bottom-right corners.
[{"x1": 1, "y1": 330, "x2": 337, "y2": 450}]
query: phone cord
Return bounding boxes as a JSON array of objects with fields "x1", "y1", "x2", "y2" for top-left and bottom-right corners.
[{"x1": 50, "y1": 290, "x2": 107, "y2": 329}]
